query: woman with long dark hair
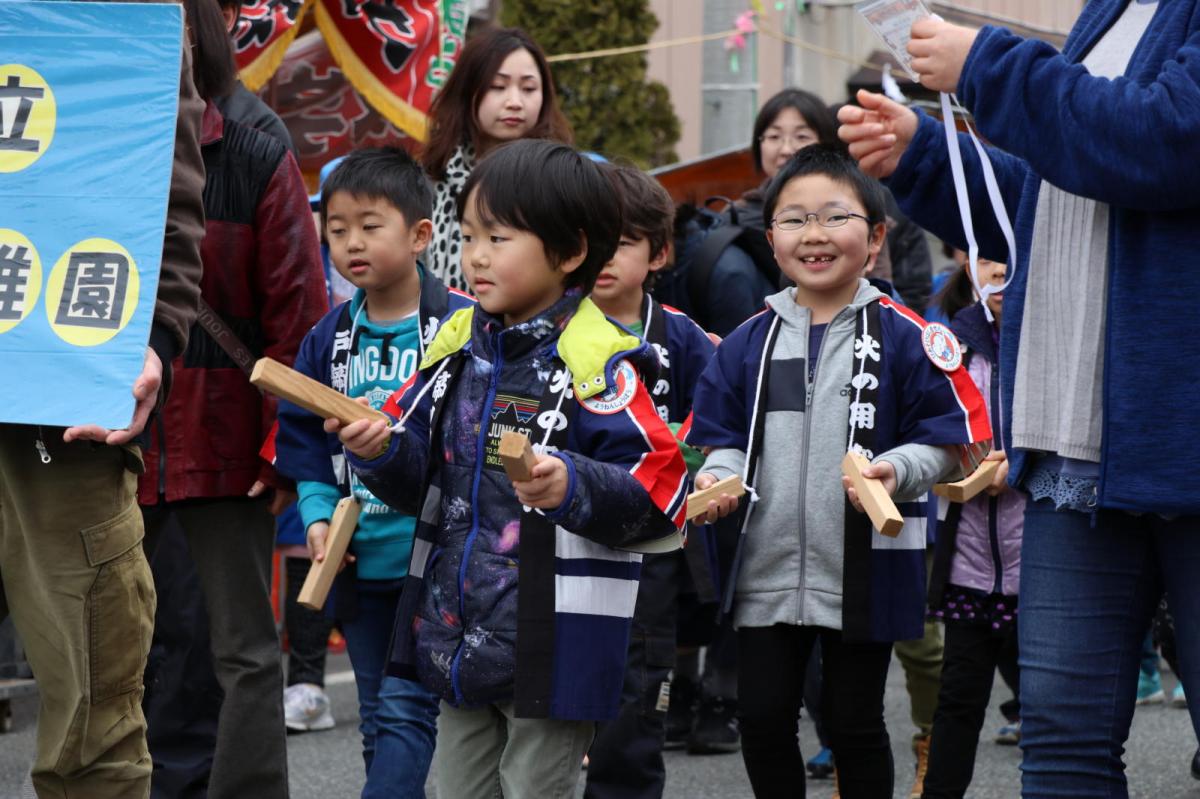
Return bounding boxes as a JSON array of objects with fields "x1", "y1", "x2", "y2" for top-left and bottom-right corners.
[{"x1": 420, "y1": 26, "x2": 572, "y2": 291}]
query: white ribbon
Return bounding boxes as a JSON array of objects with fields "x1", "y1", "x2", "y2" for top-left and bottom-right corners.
[
  {"x1": 938, "y1": 91, "x2": 1018, "y2": 322},
  {"x1": 388, "y1": 358, "x2": 451, "y2": 434}
]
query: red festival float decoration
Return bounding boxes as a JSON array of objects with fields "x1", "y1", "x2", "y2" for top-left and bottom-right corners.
[{"x1": 231, "y1": 0, "x2": 467, "y2": 179}]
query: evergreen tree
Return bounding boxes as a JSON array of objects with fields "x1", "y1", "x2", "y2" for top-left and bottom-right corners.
[{"x1": 500, "y1": 0, "x2": 681, "y2": 168}]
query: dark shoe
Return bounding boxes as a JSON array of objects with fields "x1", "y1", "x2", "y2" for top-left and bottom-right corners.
[
  {"x1": 806, "y1": 747, "x2": 834, "y2": 779},
  {"x1": 1191, "y1": 747, "x2": 1200, "y2": 780},
  {"x1": 687, "y1": 696, "x2": 740, "y2": 754},
  {"x1": 664, "y1": 676, "x2": 697, "y2": 750}
]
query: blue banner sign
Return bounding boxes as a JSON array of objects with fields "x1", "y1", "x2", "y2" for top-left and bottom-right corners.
[{"x1": 0, "y1": 0, "x2": 182, "y2": 428}]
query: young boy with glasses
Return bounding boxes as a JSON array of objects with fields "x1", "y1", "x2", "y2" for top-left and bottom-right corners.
[{"x1": 686, "y1": 145, "x2": 990, "y2": 797}]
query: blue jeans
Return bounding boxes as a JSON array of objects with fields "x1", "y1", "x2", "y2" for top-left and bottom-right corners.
[
  {"x1": 341, "y1": 582, "x2": 439, "y2": 799},
  {"x1": 1019, "y1": 499, "x2": 1200, "y2": 797}
]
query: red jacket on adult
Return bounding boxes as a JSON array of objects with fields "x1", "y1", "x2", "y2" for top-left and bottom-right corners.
[{"x1": 138, "y1": 102, "x2": 328, "y2": 505}]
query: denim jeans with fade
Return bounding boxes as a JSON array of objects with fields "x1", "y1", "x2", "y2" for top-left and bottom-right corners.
[{"x1": 1018, "y1": 499, "x2": 1200, "y2": 798}]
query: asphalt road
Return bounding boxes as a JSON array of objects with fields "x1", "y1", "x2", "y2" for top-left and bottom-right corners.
[{"x1": 2, "y1": 653, "x2": 1199, "y2": 798}]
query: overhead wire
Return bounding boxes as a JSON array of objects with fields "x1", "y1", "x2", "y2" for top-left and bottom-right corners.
[{"x1": 542, "y1": 2, "x2": 1067, "y2": 67}]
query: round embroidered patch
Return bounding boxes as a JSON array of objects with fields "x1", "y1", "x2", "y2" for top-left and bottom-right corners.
[
  {"x1": 921, "y1": 323, "x2": 963, "y2": 372},
  {"x1": 578, "y1": 359, "x2": 638, "y2": 414}
]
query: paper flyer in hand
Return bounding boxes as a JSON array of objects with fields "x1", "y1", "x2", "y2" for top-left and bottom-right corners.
[{"x1": 855, "y1": 0, "x2": 933, "y2": 81}]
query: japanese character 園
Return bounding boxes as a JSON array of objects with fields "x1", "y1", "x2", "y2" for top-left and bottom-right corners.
[{"x1": 54, "y1": 251, "x2": 130, "y2": 329}]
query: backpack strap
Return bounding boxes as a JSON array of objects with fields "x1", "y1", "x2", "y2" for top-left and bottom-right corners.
[
  {"x1": 195, "y1": 298, "x2": 258, "y2": 376},
  {"x1": 686, "y1": 197, "x2": 782, "y2": 321},
  {"x1": 686, "y1": 197, "x2": 746, "y2": 324}
]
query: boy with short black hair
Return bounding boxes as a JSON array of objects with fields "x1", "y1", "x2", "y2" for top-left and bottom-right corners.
[
  {"x1": 590, "y1": 162, "x2": 677, "y2": 316},
  {"x1": 272, "y1": 146, "x2": 473, "y2": 797},
  {"x1": 687, "y1": 144, "x2": 991, "y2": 796},
  {"x1": 584, "y1": 163, "x2": 717, "y2": 799},
  {"x1": 329, "y1": 139, "x2": 689, "y2": 799}
]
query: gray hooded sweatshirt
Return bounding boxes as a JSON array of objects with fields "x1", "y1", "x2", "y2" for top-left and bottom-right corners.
[{"x1": 701, "y1": 283, "x2": 956, "y2": 630}]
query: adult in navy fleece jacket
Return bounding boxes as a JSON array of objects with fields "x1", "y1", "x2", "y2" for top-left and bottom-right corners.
[
  {"x1": 873, "y1": 6, "x2": 1200, "y2": 515},
  {"x1": 841, "y1": 3, "x2": 1200, "y2": 795}
]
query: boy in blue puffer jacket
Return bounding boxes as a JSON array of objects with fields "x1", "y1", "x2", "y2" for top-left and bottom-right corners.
[
  {"x1": 271, "y1": 148, "x2": 474, "y2": 798},
  {"x1": 329, "y1": 140, "x2": 689, "y2": 799}
]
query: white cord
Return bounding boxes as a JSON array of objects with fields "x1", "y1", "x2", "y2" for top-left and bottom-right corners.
[
  {"x1": 939, "y1": 91, "x2": 1018, "y2": 323},
  {"x1": 388, "y1": 359, "x2": 451, "y2": 434}
]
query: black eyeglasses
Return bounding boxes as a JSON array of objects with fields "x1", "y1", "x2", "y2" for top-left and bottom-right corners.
[{"x1": 770, "y1": 208, "x2": 871, "y2": 231}]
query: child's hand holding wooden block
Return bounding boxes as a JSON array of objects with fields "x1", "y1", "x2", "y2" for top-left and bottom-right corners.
[
  {"x1": 252, "y1": 357, "x2": 394, "y2": 460},
  {"x1": 298, "y1": 497, "x2": 362, "y2": 610},
  {"x1": 841, "y1": 451, "x2": 904, "y2": 537},
  {"x1": 501, "y1": 432, "x2": 572, "y2": 513},
  {"x1": 686, "y1": 475, "x2": 746, "y2": 522},
  {"x1": 499, "y1": 431, "x2": 538, "y2": 482},
  {"x1": 933, "y1": 458, "x2": 1001, "y2": 503}
]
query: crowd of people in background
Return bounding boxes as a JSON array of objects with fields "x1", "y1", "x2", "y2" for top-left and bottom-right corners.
[{"x1": 1, "y1": 1, "x2": 1198, "y2": 798}]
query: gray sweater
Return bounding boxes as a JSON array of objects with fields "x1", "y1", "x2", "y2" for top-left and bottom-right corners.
[
  {"x1": 1011, "y1": 0, "x2": 1156, "y2": 463},
  {"x1": 701, "y1": 284, "x2": 956, "y2": 630}
]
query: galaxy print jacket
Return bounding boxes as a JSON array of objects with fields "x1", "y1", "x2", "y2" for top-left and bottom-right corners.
[{"x1": 347, "y1": 291, "x2": 689, "y2": 720}]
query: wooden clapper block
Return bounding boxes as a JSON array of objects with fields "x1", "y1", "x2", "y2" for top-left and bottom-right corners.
[
  {"x1": 841, "y1": 451, "x2": 904, "y2": 537},
  {"x1": 297, "y1": 496, "x2": 362, "y2": 611},
  {"x1": 499, "y1": 431, "x2": 683, "y2": 554},
  {"x1": 933, "y1": 458, "x2": 1000, "y2": 503},
  {"x1": 685, "y1": 475, "x2": 746, "y2": 521},
  {"x1": 250, "y1": 357, "x2": 391, "y2": 426},
  {"x1": 499, "y1": 431, "x2": 538, "y2": 482}
]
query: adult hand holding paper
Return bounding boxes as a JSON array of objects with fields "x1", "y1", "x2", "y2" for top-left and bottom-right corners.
[
  {"x1": 855, "y1": 0, "x2": 932, "y2": 80},
  {"x1": 908, "y1": 17, "x2": 981, "y2": 93}
]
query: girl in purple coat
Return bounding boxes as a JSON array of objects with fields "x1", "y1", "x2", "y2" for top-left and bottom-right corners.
[{"x1": 922, "y1": 257, "x2": 1023, "y2": 799}]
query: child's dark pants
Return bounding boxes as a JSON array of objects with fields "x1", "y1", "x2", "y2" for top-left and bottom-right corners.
[{"x1": 737, "y1": 623, "x2": 894, "y2": 798}]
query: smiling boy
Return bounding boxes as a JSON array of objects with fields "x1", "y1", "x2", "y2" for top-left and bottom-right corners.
[{"x1": 685, "y1": 145, "x2": 991, "y2": 796}]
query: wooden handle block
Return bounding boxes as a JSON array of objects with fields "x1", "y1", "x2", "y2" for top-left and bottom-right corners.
[
  {"x1": 686, "y1": 475, "x2": 746, "y2": 521},
  {"x1": 250, "y1": 357, "x2": 391, "y2": 426},
  {"x1": 499, "y1": 431, "x2": 538, "y2": 482},
  {"x1": 933, "y1": 458, "x2": 1000, "y2": 503},
  {"x1": 841, "y1": 451, "x2": 904, "y2": 538},
  {"x1": 298, "y1": 497, "x2": 362, "y2": 611}
]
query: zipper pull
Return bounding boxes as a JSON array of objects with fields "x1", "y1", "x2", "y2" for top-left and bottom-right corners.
[{"x1": 35, "y1": 437, "x2": 51, "y2": 464}]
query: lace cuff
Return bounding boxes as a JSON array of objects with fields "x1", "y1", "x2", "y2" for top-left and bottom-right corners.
[{"x1": 1024, "y1": 465, "x2": 1098, "y2": 514}]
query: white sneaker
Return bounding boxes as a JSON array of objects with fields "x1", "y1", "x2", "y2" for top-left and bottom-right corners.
[{"x1": 284, "y1": 682, "x2": 335, "y2": 732}]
